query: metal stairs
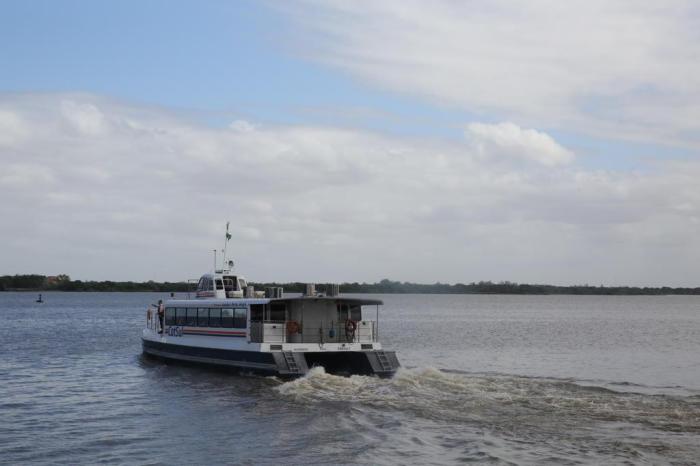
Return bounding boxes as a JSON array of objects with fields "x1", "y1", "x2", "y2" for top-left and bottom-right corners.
[
  {"x1": 374, "y1": 351, "x2": 393, "y2": 372},
  {"x1": 282, "y1": 351, "x2": 301, "y2": 374}
]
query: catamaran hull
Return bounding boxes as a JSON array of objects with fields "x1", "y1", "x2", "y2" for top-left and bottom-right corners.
[{"x1": 141, "y1": 339, "x2": 399, "y2": 378}]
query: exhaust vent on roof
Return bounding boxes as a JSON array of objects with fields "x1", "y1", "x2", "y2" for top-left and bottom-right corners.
[
  {"x1": 304, "y1": 283, "x2": 316, "y2": 296},
  {"x1": 326, "y1": 283, "x2": 340, "y2": 296},
  {"x1": 265, "y1": 287, "x2": 283, "y2": 298}
]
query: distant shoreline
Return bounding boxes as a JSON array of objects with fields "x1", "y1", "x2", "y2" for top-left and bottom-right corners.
[{"x1": 2, "y1": 275, "x2": 700, "y2": 295}]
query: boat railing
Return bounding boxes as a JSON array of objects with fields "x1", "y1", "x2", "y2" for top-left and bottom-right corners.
[
  {"x1": 146, "y1": 307, "x2": 159, "y2": 332},
  {"x1": 249, "y1": 320, "x2": 377, "y2": 344}
]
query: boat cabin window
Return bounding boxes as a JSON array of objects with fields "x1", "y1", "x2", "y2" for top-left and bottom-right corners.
[
  {"x1": 215, "y1": 279, "x2": 224, "y2": 291},
  {"x1": 165, "y1": 308, "x2": 175, "y2": 325},
  {"x1": 223, "y1": 276, "x2": 237, "y2": 292},
  {"x1": 221, "y1": 308, "x2": 234, "y2": 328},
  {"x1": 250, "y1": 304, "x2": 264, "y2": 322},
  {"x1": 197, "y1": 277, "x2": 214, "y2": 292},
  {"x1": 197, "y1": 308, "x2": 209, "y2": 327},
  {"x1": 209, "y1": 308, "x2": 221, "y2": 327},
  {"x1": 162, "y1": 307, "x2": 247, "y2": 329},
  {"x1": 233, "y1": 308, "x2": 247, "y2": 328},
  {"x1": 239, "y1": 278, "x2": 247, "y2": 289},
  {"x1": 270, "y1": 303, "x2": 286, "y2": 322},
  {"x1": 186, "y1": 308, "x2": 197, "y2": 326}
]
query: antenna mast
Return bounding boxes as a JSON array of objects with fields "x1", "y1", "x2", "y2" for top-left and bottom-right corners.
[{"x1": 223, "y1": 221, "x2": 232, "y2": 271}]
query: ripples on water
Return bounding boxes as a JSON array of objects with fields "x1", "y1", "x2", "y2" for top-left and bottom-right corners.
[
  {"x1": 275, "y1": 367, "x2": 700, "y2": 465},
  {"x1": 1, "y1": 292, "x2": 699, "y2": 465}
]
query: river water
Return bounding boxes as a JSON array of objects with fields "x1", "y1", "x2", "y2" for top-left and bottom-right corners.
[{"x1": 1, "y1": 292, "x2": 699, "y2": 465}]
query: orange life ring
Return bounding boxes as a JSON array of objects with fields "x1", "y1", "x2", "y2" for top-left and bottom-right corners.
[
  {"x1": 345, "y1": 320, "x2": 357, "y2": 333},
  {"x1": 286, "y1": 320, "x2": 300, "y2": 334}
]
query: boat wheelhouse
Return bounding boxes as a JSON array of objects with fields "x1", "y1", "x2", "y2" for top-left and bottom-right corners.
[{"x1": 141, "y1": 228, "x2": 400, "y2": 377}]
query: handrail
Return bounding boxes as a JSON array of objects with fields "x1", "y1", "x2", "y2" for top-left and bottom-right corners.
[{"x1": 250, "y1": 320, "x2": 377, "y2": 344}]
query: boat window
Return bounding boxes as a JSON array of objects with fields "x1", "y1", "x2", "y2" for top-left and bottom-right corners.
[
  {"x1": 165, "y1": 308, "x2": 176, "y2": 326},
  {"x1": 250, "y1": 304, "x2": 264, "y2": 322},
  {"x1": 215, "y1": 280, "x2": 224, "y2": 290},
  {"x1": 221, "y1": 308, "x2": 234, "y2": 328},
  {"x1": 186, "y1": 308, "x2": 197, "y2": 326},
  {"x1": 350, "y1": 305, "x2": 361, "y2": 321},
  {"x1": 238, "y1": 278, "x2": 247, "y2": 289},
  {"x1": 209, "y1": 308, "x2": 221, "y2": 327},
  {"x1": 233, "y1": 308, "x2": 247, "y2": 328},
  {"x1": 224, "y1": 276, "x2": 237, "y2": 291},
  {"x1": 176, "y1": 308, "x2": 187, "y2": 325},
  {"x1": 198, "y1": 277, "x2": 215, "y2": 292},
  {"x1": 270, "y1": 303, "x2": 286, "y2": 321},
  {"x1": 197, "y1": 308, "x2": 209, "y2": 327}
]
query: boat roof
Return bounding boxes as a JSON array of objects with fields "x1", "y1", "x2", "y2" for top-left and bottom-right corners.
[
  {"x1": 165, "y1": 296, "x2": 383, "y2": 306},
  {"x1": 166, "y1": 298, "x2": 268, "y2": 307},
  {"x1": 279, "y1": 296, "x2": 383, "y2": 306}
]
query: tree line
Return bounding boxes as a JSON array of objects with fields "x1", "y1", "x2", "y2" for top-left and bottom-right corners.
[
  {"x1": 2, "y1": 275, "x2": 700, "y2": 295},
  {"x1": 0, "y1": 274, "x2": 191, "y2": 292}
]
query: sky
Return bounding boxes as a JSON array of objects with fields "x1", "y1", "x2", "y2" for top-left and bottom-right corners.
[{"x1": 1, "y1": 0, "x2": 700, "y2": 286}]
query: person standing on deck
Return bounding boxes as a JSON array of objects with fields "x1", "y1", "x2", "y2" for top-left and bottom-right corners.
[{"x1": 153, "y1": 299, "x2": 164, "y2": 333}]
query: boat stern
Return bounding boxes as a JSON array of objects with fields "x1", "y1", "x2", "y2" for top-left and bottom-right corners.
[{"x1": 272, "y1": 349, "x2": 400, "y2": 378}]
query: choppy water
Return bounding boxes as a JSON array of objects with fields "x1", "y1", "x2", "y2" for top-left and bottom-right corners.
[{"x1": 1, "y1": 293, "x2": 699, "y2": 465}]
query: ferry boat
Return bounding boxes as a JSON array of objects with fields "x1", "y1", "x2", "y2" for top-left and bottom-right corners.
[{"x1": 141, "y1": 228, "x2": 400, "y2": 378}]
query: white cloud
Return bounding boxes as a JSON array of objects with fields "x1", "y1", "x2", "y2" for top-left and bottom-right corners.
[
  {"x1": 276, "y1": 0, "x2": 700, "y2": 147},
  {"x1": 0, "y1": 163, "x2": 56, "y2": 188},
  {"x1": 1, "y1": 93, "x2": 700, "y2": 285},
  {"x1": 229, "y1": 119, "x2": 256, "y2": 133},
  {"x1": 0, "y1": 109, "x2": 28, "y2": 146},
  {"x1": 61, "y1": 100, "x2": 108, "y2": 135},
  {"x1": 466, "y1": 122, "x2": 574, "y2": 166}
]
